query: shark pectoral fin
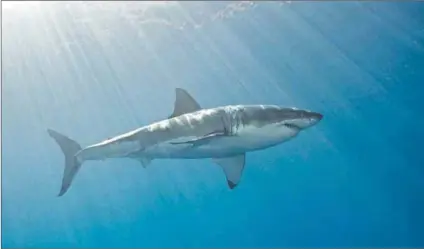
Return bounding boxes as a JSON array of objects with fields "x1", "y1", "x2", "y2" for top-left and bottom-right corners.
[
  {"x1": 213, "y1": 154, "x2": 246, "y2": 189},
  {"x1": 135, "y1": 157, "x2": 152, "y2": 168},
  {"x1": 168, "y1": 88, "x2": 202, "y2": 119},
  {"x1": 170, "y1": 132, "x2": 226, "y2": 148}
]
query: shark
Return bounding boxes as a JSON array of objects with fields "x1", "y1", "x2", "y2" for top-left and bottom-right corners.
[{"x1": 48, "y1": 88, "x2": 323, "y2": 196}]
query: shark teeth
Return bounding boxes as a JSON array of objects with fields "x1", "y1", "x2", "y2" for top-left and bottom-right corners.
[{"x1": 282, "y1": 123, "x2": 301, "y2": 130}]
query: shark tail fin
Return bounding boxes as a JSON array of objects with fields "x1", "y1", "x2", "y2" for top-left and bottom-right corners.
[{"x1": 47, "y1": 129, "x2": 83, "y2": 197}]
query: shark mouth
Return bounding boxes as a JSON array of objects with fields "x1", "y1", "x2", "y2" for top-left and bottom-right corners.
[{"x1": 282, "y1": 123, "x2": 301, "y2": 130}]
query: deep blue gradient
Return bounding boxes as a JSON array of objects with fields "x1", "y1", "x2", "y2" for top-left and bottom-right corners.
[{"x1": 2, "y1": 1, "x2": 424, "y2": 248}]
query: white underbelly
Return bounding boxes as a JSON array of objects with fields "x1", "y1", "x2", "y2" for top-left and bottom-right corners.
[
  {"x1": 142, "y1": 136, "x2": 214, "y2": 158},
  {"x1": 235, "y1": 123, "x2": 298, "y2": 145},
  {"x1": 142, "y1": 125, "x2": 298, "y2": 159},
  {"x1": 215, "y1": 125, "x2": 298, "y2": 152}
]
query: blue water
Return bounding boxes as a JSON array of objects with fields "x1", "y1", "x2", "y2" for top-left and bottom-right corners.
[{"x1": 2, "y1": 1, "x2": 424, "y2": 248}]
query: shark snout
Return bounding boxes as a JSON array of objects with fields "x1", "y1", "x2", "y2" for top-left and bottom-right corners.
[
  {"x1": 307, "y1": 111, "x2": 323, "y2": 122},
  {"x1": 302, "y1": 111, "x2": 323, "y2": 126},
  {"x1": 285, "y1": 110, "x2": 323, "y2": 129}
]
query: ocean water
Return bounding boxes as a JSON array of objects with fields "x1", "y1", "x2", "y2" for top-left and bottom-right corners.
[{"x1": 2, "y1": 1, "x2": 424, "y2": 248}]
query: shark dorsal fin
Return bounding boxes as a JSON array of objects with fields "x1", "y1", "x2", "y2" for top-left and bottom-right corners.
[{"x1": 168, "y1": 88, "x2": 201, "y2": 119}]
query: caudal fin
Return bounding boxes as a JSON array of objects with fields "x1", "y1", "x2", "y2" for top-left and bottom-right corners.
[{"x1": 47, "y1": 129, "x2": 82, "y2": 197}]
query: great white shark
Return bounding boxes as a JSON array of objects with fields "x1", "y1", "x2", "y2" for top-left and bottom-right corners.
[{"x1": 48, "y1": 88, "x2": 323, "y2": 196}]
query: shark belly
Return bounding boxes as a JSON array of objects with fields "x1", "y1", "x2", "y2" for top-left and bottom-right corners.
[
  {"x1": 140, "y1": 124, "x2": 299, "y2": 159},
  {"x1": 140, "y1": 136, "x2": 236, "y2": 159},
  {"x1": 196, "y1": 124, "x2": 299, "y2": 156}
]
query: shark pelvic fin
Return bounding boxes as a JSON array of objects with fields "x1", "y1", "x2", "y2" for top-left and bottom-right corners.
[
  {"x1": 168, "y1": 88, "x2": 202, "y2": 119},
  {"x1": 136, "y1": 157, "x2": 152, "y2": 168},
  {"x1": 213, "y1": 154, "x2": 246, "y2": 189}
]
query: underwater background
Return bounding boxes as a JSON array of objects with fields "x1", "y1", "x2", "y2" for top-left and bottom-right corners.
[{"x1": 2, "y1": 1, "x2": 424, "y2": 248}]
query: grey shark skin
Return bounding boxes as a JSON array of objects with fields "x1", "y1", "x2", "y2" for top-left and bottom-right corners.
[{"x1": 48, "y1": 88, "x2": 323, "y2": 196}]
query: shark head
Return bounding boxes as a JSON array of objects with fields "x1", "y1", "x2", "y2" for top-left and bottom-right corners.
[
  {"x1": 274, "y1": 107, "x2": 323, "y2": 130},
  {"x1": 231, "y1": 105, "x2": 323, "y2": 141},
  {"x1": 240, "y1": 105, "x2": 322, "y2": 129}
]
